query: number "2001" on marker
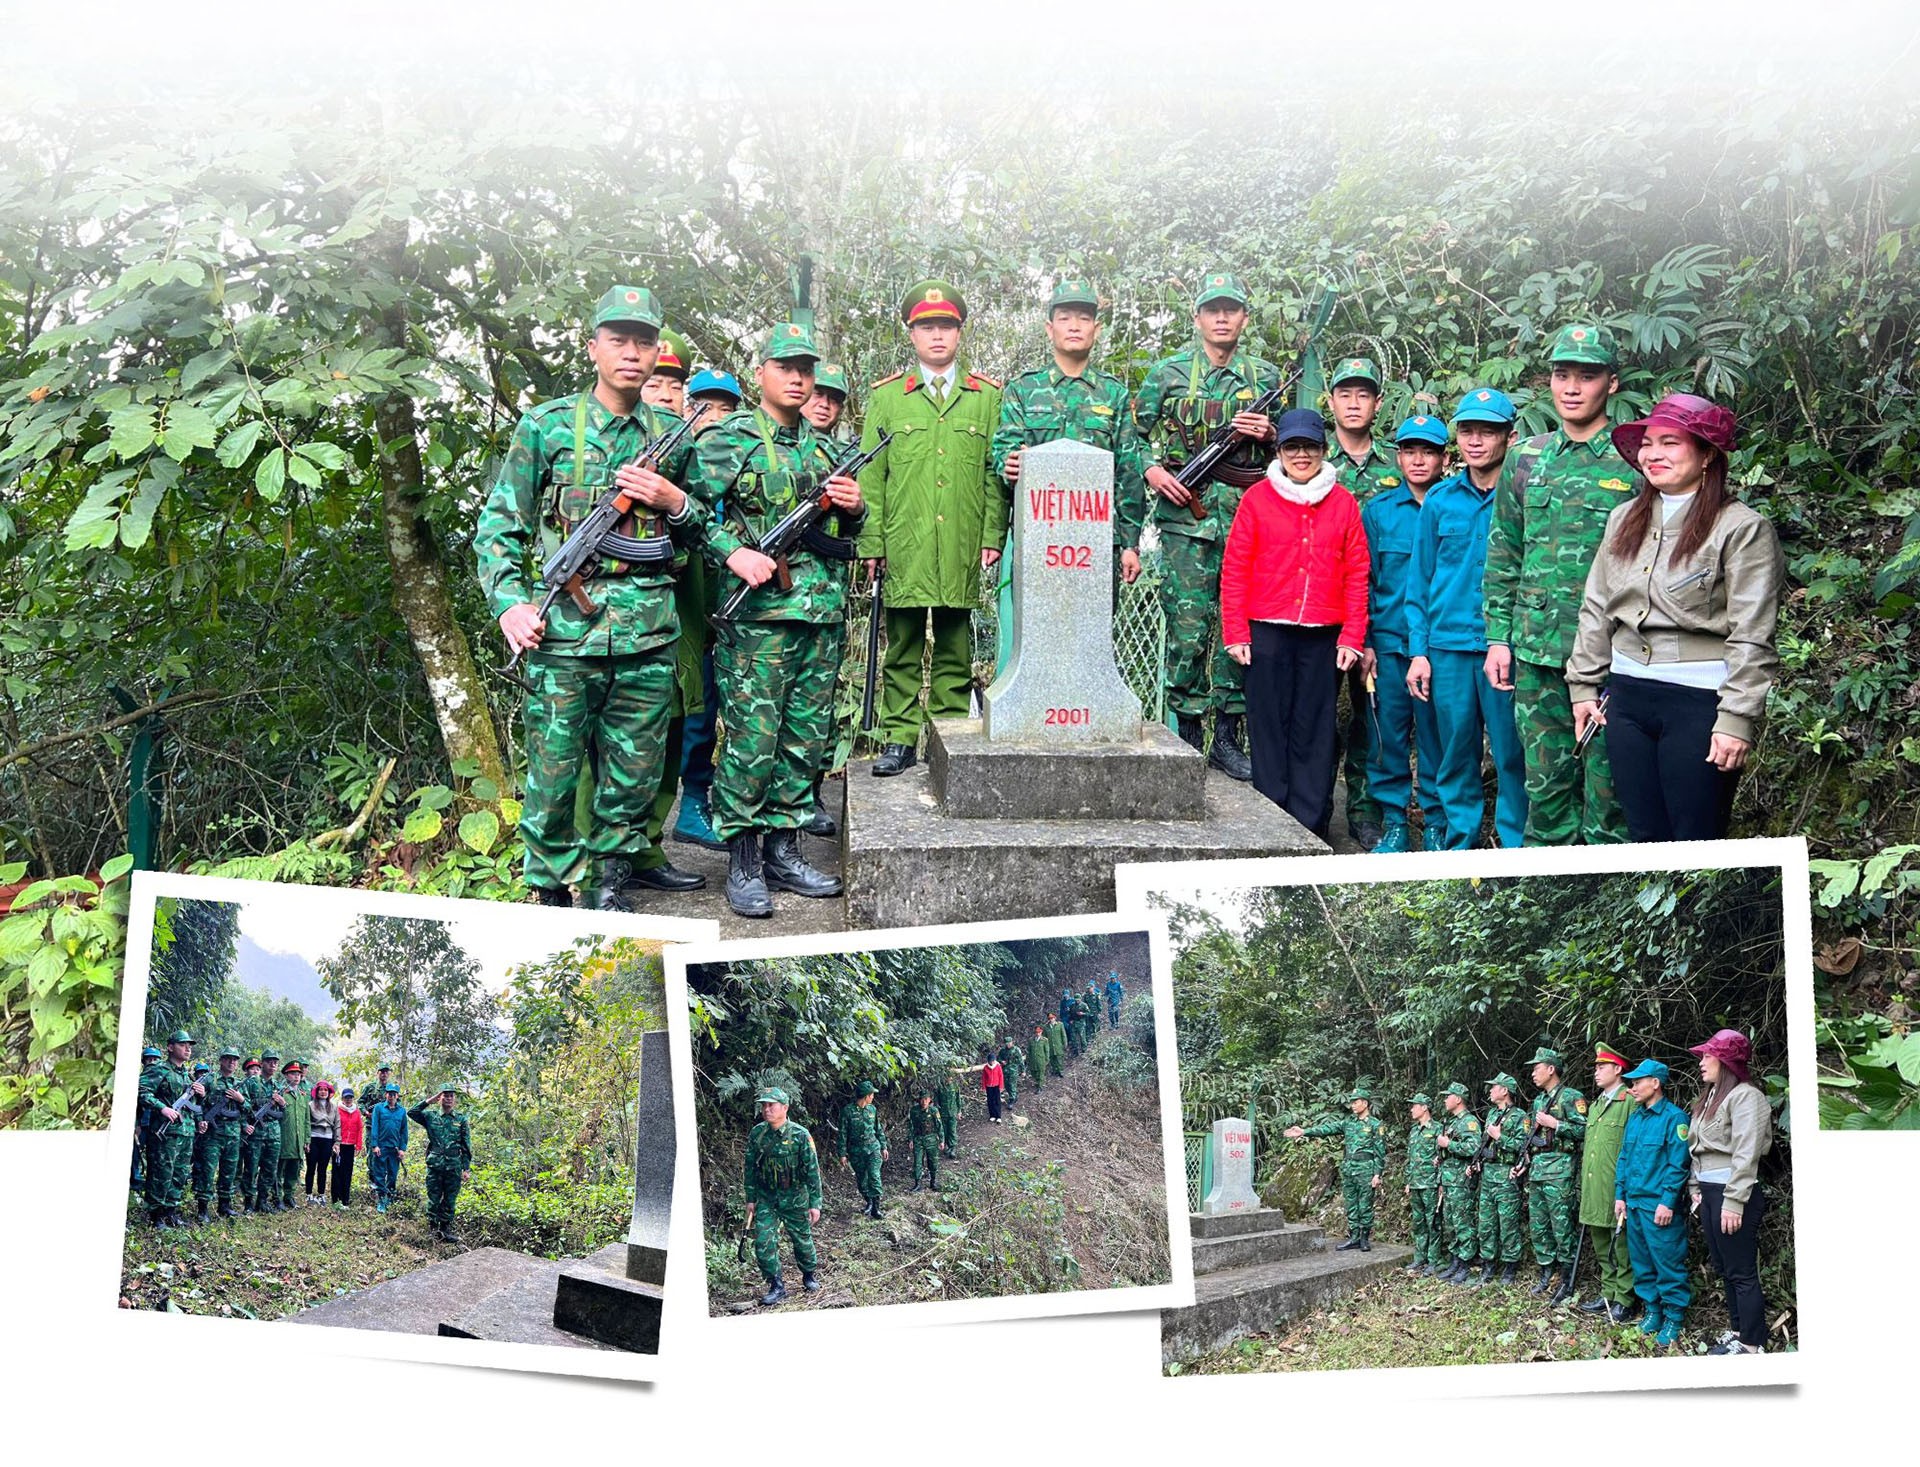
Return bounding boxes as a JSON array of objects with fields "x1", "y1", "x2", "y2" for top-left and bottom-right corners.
[{"x1": 1043, "y1": 707, "x2": 1092, "y2": 726}]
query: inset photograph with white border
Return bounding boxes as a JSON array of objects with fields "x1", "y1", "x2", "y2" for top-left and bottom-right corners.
[
  {"x1": 666, "y1": 911, "x2": 1193, "y2": 1329},
  {"x1": 1117, "y1": 838, "x2": 1811, "y2": 1395},
  {"x1": 105, "y1": 871, "x2": 714, "y2": 1383}
]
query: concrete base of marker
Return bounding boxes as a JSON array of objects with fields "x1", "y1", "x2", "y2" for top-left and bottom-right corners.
[
  {"x1": 928, "y1": 718, "x2": 1207, "y2": 821},
  {"x1": 844, "y1": 754, "x2": 1325, "y2": 929},
  {"x1": 554, "y1": 1242, "x2": 665, "y2": 1354}
]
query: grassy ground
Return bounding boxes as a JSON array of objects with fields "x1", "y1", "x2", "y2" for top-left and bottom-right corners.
[
  {"x1": 1170, "y1": 1266, "x2": 1796, "y2": 1375},
  {"x1": 704, "y1": 1025, "x2": 1171, "y2": 1313}
]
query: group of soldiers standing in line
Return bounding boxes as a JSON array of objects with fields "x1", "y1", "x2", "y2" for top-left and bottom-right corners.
[
  {"x1": 1283, "y1": 1034, "x2": 1775, "y2": 1352},
  {"x1": 738, "y1": 972, "x2": 1126, "y2": 1305},
  {"x1": 132, "y1": 1030, "x2": 475, "y2": 1243}
]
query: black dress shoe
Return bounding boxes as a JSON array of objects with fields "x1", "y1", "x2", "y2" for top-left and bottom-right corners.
[
  {"x1": 762, "y1": 830, "x2": 842, "y2": 898},
  {"x1": 1577, "y1": 1296, "x2": 1610, "y2": 1315},
  {"x1": 872, "y1": 743, "x2": 917, "y2": 777},
  {"x1": 625, "y1": 860, "x2": 707, "y2": 892}
]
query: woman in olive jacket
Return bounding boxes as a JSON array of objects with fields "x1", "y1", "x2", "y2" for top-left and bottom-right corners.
[
  {"x1": 1566, "y1": 393, "x2": 1785, "y2": 841},
  {"x1": 1687, "y1": 1029, "x2": 1774, "y2": 1355}
]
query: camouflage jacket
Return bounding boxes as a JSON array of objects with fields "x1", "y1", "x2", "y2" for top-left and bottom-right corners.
[
  {"x1": 243, "y1": 1073, "x2": 282, "y2": 1133},
  {"x1": 1437, "y1": 1108, "x2": 1482, "y2": 1177},
  {"x1": 692, "y1": 408, "x2": 864, "y2": 625},
  {"x1": 405, "y1": 1103, "x2": 472, "y2": 1170},
  {"x1": 1298, "y1": 1112, "x2": 1388, "y2": 1175},
  {"x1": 1081, "y1": 988, "x2": 1102, "y2": 1023},
  {"x1": 1483, "y1": 428, "x2": 1636, "y2": 665},
  {"x1": 1480, "y1": 1102, "x2": 1529, "y2": 1180},
  {"x1": 934, "y1": 1077, "x2": 962, "y2": 1116},
  {"x1": 1326, "y1": 437, "x2": 1404, "y2": 504},
  {"x1": 909, "y1": 1104, "x2": 941, "y2": 1140},
  {"x1": 996, "y1": 1044, "x2": 1024, "y2": 1077},
  {"x1": 837, "y1": 1100, "x2": 887, "y2": 1157},
  {"x1": 991, "y1": 362, "x2": 1148, "y2": 549},
  {"x1": 138, "y1": 1061, "x2": 195, "y2": 1121},
  {"x1": 473, "y1": 391, "x2": 700, "y2": 658},
  {"x1": 1529, "y1": 1084, "x2": 1588, "y2": 1166},
  {"x1": 1131, "y1": 346, "x2": 1283, "y2": 542},
  {"x1": 202, "y1": 1070, "x2": 249, "y2": 1133},
  {"x1": 745, "y1": 1119, "x2": 822, "y2": 1207},
  {"x1": 1405, "y1": 1117, "x2": 1444, "y2": 1187}
]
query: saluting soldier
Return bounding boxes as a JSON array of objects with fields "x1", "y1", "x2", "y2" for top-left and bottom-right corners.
[
  {"x1": 1434, "y1": 1082, "x2": 1483, "y2": 1284},
  {"x1": 1403, "y1": 1093, "x2": 1445, "y2": 1276},
  {"x1": 138, "y1": 1030, "x2": 202, "y2": 1229},
  {"x1": 798, "y1": 360, "x2": 856, "y2": 841},
  {"x1": 857, "y1": 280, "x2": 1004, "y2": 777},
  {"x1": 474, "y1": 284, "x2": 704, "y2": 910},
  {"x1": 1578, "y1": 1043, "x2": 1640, "y2": 1321},
  {"x1": 837, "y1": 1080, "x2": 890, "y2": 1219},
  {"x1": 1523, "y1": 1047, "x2": 1587, "y2": 1302},
  {"x1": 1133, "y1": 270, "x2": 1280, "y2": 782},
  {"x1": 407, "y1": 1083, "x2": 473, "y2": 1244},
  {"x1": 1471, "y1": 1072, "x2": 1530, "y2": 1287},
  {"x1": 1283, "y1": 1085, "x2": 1387, "y2": 1251},
  {"x1": 692, "y1": 322, "x2": 865, "y2": 919},
  {"x1": 1482, "y1": 323, "x2": 1634, "y2": 845},
  {"x1": 908, "y1": 1089, "x2": 943, "y2": 1192},
  {"x1": 744, "y1": 1086, "x2": 822, "y2": 1305}
]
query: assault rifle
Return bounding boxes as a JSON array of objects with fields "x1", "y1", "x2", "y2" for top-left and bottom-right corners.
[
  {"x1": 1172, "y1": 377, "x2": 1293, "y2": 521},
  {"x1": 713, "y1": 433, "x2": 892, "y2": 623},
  {"x1": 1575, "y1": 687, "x2": 1611, "y2": 756},
  {"x1": 499, "y1": 405, "x2": 714, "y2": 686},
  {"x1": 153, "y1": 1084, "x2": 207, "y2": 1139}
]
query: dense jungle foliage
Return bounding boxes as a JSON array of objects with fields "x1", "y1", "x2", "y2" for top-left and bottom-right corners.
[{"x1": 2, "y1": 77, "x2": 1916, "y2": 1122}]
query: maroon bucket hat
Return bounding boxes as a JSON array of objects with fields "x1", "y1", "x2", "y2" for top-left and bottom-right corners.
[{"x1": 1613, "y1": 391, "x2": 1738, "y2": 466}]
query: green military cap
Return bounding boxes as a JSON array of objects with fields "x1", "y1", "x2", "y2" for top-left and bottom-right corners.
[
  {"x1": 901, "y1": 278, "x2": 966, "y2": 325},
  {"x1": 437, "y1": 1081, "x2": 461, "y2": 1095},
  {"x1": 1548, "y1": 322, "x2": 1619, "y2": 367},
  {"x1": 1330, "y1": 356, "x2": 1383, "y2": 390},
  {"x1": 1409, "y1": 1092, "x2": 1433, "y2": 1106},
  {"x1": 655, "y1": 327, "x2": 692, "y2": 379},
  {"x1": 375, "y1": 1061, "x2": 392, "y2": 1071},
  {"x1": 755, "y1": 1085, "x2": 790, "y2": 1105},
  {"x1": 260, "y1": 1050, "x2": 279, "y2": 1062},
  {"x1": 1486, "y1": 1072, "x2": 1521, "y2": 1092},
  {"x1": 591, "y1": 284, "x2": 664, "y2": 331},
  {"x1": 1443, "y1": 1081, "x2": 1470, "y2": 1099},
  {"x1": 761, "y1": 321, "x2": 820, "y2": 362},
  {"x1": 1048, "y1": 276, "x2": 1101, "y2": 312},
  {"x1": 1345, "y1": 1085, "x2": 1373, "y2": 1102},
  {"x1": 856, "y1": 1080, "x2": 877, "y2": 1097},
  {"x1": 218, "y1": 1047, "x2": 240, "y2": 1060},
  {"x1": 168, "y1": 1029, "x2": 195, "y2": 1045},
  {"x1": 1528, "y1": 1046, "x2": 1564, "y2": 1069},
  {"x1": 813, "y1": 362, "x2": 850, "y2": 398},
  {"x1": 1194, "y1": 270, "x2": 1249, "y2": 309}
]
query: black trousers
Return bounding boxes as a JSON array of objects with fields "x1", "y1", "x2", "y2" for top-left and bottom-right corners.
[
  {"x1": 1604, "y1": 673, "x2": 1740, "y2": 841},
  {"x1": 305, "y1": 1138, "x2": 332, "y2": 1195},
  {"x1": 331, "y1": 1143, "x2": 356, "y2": 1204},
  {"x1": 985, "y1": 1086, "x2": 1002, "y2": 1120},
  {"x1": 1245, "y1": 623, "x2": 1341, "y2": 838},
  {"x1": 1699, "y1": 1181, "x2": 1769, "y2": 1347}
]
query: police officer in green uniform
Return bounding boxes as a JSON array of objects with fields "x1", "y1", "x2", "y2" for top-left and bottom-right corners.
[
  {"x1": 1434, "y1": 1081, "x2": 1483, "y2": 1283},
  {"x1": 407, "y1": 1082, "x2": 473, "y2": 1244},
  {"x1": 1403, "y1": 1092, "x2": 1445, "y2": 1275},
  {"x1": 990, "y1": 276, "x2": 1148, "y2": 662},
  {"x1": 1133, "y1": 271, "x2": 1279, "y2": 780},
  {"x1": 1324, "y1": 356, "x2": 1400, "y2": 849},
  {"x1": 857, "y1": 280, "x2": 1004, "y2": 776},
  {"x1": 908, "y1": 1088, "x2": 943, "y2": 1192},
  {"x1": 1026, "y1": 1023, "x2": 1050, "y2": 1094},
  {"x1": 1578, "y1": 1042, "x2": 1640, "y2": 1320},
  {"x1": 692, "y1": 323, "x2": 865, "y2": 919},
  {"x1": 277, "y1": 1059, "x2": 310, "y2": 1208},
  {"x1": 744, "y1": 1086, "x2": 822, "y2": 1304},
  {"x1": 837, "y1": 1080, "x2": 890, "y2": 1218},
  {"x1": 1471, "y1": 1072, "x2": 1530, "y2": 1287},
  {"x1": 641, "y1": 327, "x2": 692, "y2": 415},
  {"x1": 1522, "y1": 1046, "x2": 1587, "y2": 1300},
  {"x1": 1284, "y1": 1085, "x2": 1387, "y2": 1251},
  {"x1": 474, "y1": 284, "x2": 705, "y2": 910},
  {"x1": 798, "y1": 360, "x2": 856, "y2": 840},
  {"x1": 1482, "y1": 323, "x2": 1634, "y2": 845},
  {"x1": 138, "y1": 1029, "x2": 203, "y2": 1228}
]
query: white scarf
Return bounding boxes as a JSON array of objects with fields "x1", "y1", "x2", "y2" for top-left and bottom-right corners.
[{"x1": 1266, "y1": 461, "x2": 1339, "y2": 506}]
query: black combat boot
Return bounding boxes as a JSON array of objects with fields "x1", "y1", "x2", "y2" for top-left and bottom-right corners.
[
  {"x1": 1469, "y1": 1261, "x2": 1495, "y2": 1289},
  {"x1": 148, "y1": 1207, "x2": 167, "y2": 1229},
  {"x1": 1443, "y1": 1258, "x2": 1470, "y2": 1283},
  {"x1": 533, "y1": 884, "x2": 571, "y2": 908},
  {"x1": 443, "y1": 1227, "x2": 462, "y2": 1246},
  {"x1": 1497, "y1": 1262, "x2": 1518, "y2": 1286},
  {"x1": 1548, "y1": 1269, "x2": 1574, "y2": 1306},
  {"x1": 1356, "y1": 1228, "x2": 1371, "y2": 1253},
  {"x1": 1209, "y1": 713, "x2": 1253, "y2": 781},
  {"x1": 872, "y1": 743, "x2": 917, "y2": 777},
  {"x1": 725, "y1": 833, "x2": 773, "y2": 919},
  {"x1": 624, "y1": 858, "x2": 706, "y2": 893},
  {"x1": 910, "y1": 1171, "x2": 922, "y2": 1193},
  {"x1": 580, "y1": 857, "x2": 638, "y2": 912},
  {"x1": 804, "y1": 776, "x2": 838, "y2": 837},
  {"x1": 1529, "y1": 1264, "x2": 1555, "y2": 1296},
  {"x1": 869, "y1": 1196, "x2": 884, "y2": 1219},
  {"x1": 1422, "y1": 1260, "x2": 1442, "y2": 1277},
  {"x1": 760, "y1": 1275, "x2": 788, "y2": 1306},
  {"x1": 218, "y1": 1199, "x2": 235, "y2": 1221},
  {"x1": 802, "y1": 1270, "x2": 821, "y2": 1292},
  {"x1": 195, "y1": 1201, "x2": 210, "y2": 1227},
  {"x1": 762, "y1": 830, "x2": 843, "y2": 898},
  {"x1": 1608, "y1": 1298, "x2": 1640, "y2": 1324},
  {"x1": 1176, "y1": 714, "x2": 1206, "y2": 755},
  {"x1": 1350, "y1": 816, "x2": 1385, "y2": 852},
  {"x1": 1336, "y1": 1232, "x2": 1364, "y2": 1251}
]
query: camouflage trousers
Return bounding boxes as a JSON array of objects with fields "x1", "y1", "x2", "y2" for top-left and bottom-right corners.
[
  {"x1": 1514, "y1": 659, "x2": 1627, "y2": 845},
  {"x1": 426, "y1": 1163, "x2": 463, "y2": 1230},
  {"x1": 1065, "y1": 1021, "x2": 1083, "y2": 1057},
  {"x1": 1408, "y1": 1185, "x2": 1444, "y2": 1266},
  {"x1": 248, "y1": 1127, "x2": 281, "y2": 1207},
  {"x1": 813, "y1": 616, "x2": 848, "y2": 781},
  {"x1": 845, "y1": 1143, "x2": 883, "y2": 1203},
  {"x1": 712, "y1": 619, "x2": 837, "y2": 842},
  {"x1": 1001, "y1": 1063, "x2": 1018, "y2": 1105},
  {"x1": 1336, "y1": 661, "x2": 1380, "y2": 824},
  {"x1": 146, "y1": 1124, "x2": 192, "y2": 1209},
  {"x1": 1439, "y1": 1172, "x2": 1478, "y2": 1260},
  {"x1": 751, "y1": 1188, "x2": 817, "y2": 1279},
  {"x1": 1475, "y1": 1178, "x2": 1524, "y2": 1263},
  {"x1": 1341, "y1": 1167, "x2": 1377, "y2": 1233},
  {"x1": 235, "y1": 1128, "x2": 255, "y2": 1200},
  {"x1": 194, "y1": 1129, "x2": 241, "y2": 1203},
  {"x1": 1527, "y1": 1163, "x2": 1580, "y2": 1266},
  {"x1": 521, "y1": 649, "x2": 675, "y2": 891},
  {"x1": 912, "y1": 1134, "x2": 940, "y2": 1187},
  {"x1": 935, "y1": 1102, "x2": 959, "y2": 1152},
  {"x1": 1157, "y1": 530, "x2": 1244, "y2": 718}
]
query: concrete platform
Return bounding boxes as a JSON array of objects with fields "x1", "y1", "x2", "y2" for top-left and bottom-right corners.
[
  {"x1": 438, "y1": 1259, "x2": 613, "y2": 1350},
  {"x1": 289, "y1": 1248, "x2": 552, "y2": 1336},
  {"x1": 1162, "y1": 1243, "x2": 1411, "y2": 1364},
  {"x1": 553, "y1": 1242, "x2": 665, "y2": 1354},
  {"x1": 928, "y1": 718, "x2": 1207, "y2": 821},
  {"x1": 844, "y1": 758, "x2": 1325, "y2": 928},
  {"x1": 1194, "y1": 1221, "x2": 1328, "y2": 1275},
  {"x1": 1191, "y1": 1208, "x2": 1290, "y2": 1240}
]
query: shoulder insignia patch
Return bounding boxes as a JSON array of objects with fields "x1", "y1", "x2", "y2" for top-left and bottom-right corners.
[
  {"x1": 1466, "y1": 1118, "x2": 1480, "y2": 1132},
  {"x1": 1090, "y1": 404, "x2": 1113, "y2": 416},
  {"x1": 965, "y1": 372, "x2": 1001, "y2": 390},
  {"x1": 1675, "y1": 1123, "x2": 1689, "y2": 1140},
  {"x1": 1599, "y1": 477, "x2": 1632, "y2": 492},
  {"x1": 1381, "y1": 476, "x2": 1402, "y2": 488}
]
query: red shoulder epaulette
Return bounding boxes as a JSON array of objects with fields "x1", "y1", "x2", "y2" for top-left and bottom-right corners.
[
  {"x1": 871, "y1": 371, "x2": 904, "y2": 390},
  {"x1": 964, "y1": 372, "x2": 1000, "y2": 390}
]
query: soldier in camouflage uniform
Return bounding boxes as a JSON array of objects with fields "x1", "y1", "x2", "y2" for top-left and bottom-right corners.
[
  {"x1": 1045, "y1": 1015, "x2": 1068, "y2": 1077},
  {"x1": 246, "y1": 1051, "x2": 286, "y2": 1213},
  {"x1": 1284, "y1": 1086, "x2": 1387, "y2": 1251},
  {"x1": 407, "y1": 1083, "x2": 473, "y2": 1244},
  {"x1": 996, "y1": 1035, "x2": 1023, "y2": 1107},
  {"x1": 1482, "y1": 323, "x2": 1633, "y2": 845},
  {"x1": 908, "y1": 1089, "x2": 943, "y2": 1192},
  {"x1": 1063, "y1": 991, "x2": 1084, "y2": 1058},
  {"x1": 1133, "y1": 271, "x2": 1280, "y2": 781},
  {"x1": 798, "y1": 361, "x2": 856, "y2": 840},
  {"x1": 1523, "y1": 1046, "x2": 1587, "y2": 1302},
  {"x1": 138, "y1": 1030, "x2": 203, "y2": 1229},
  {"x1": 1434, "y1": 1082, "x2": 1483, "y2": 1283},
  {"x1": 838, "y1": 1081, "x2": 890, "y2": 1218},
  {"x1": 1026, "y1": 1024, "x2": 1050, "y2": 1094},
  {"x1": 196, "y1": 1048, "x2": 248, "y2": 1222},
  {"x1": 934, "y1": 1068, "x2": 963, "y2": 1157},
  {"x1": 989, "y1": 276, "x2": 1148, "y2": 662},
  {"x1": 131, "y1": 1044, "x2": 163, "y2": 1192},
  {"x1": 1081, "y1": 982, "x2": 1103, "y2": 1051},
  {"x1": 744, "y1": 1086, "x2": 822, "y2": 1305},
  {"x1": 1470, "y1": 1072, "x2": 1531, "y2": 1287},
  {"x1": 474, "y1": 284, "x2": 705, "y2": 910},
  {"x1": 185, "y1": 1061, "x2": 214, "y2": 1222},
  {"x1": 692, "y1": 322, "x2": 865, "y2": 918},
  {"x1": 1403, "y1": 1092, "x2": 1445, "y2": 1275}
]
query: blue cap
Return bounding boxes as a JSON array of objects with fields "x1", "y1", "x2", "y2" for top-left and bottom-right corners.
[
  {"x1": 687, "y1": 369, "x2": 742, "y2": 403},
  {"x1": 1273, "y1": 407, "x2": 1328, "y2": 447},
  {"x1": 1621, "y1": 1059, "x2": 1669, "y2": 1083},
  {"x1": 1394, "y1": 414, "x2": 1448, "y2": 447},
  {"x1": 1451, "y1": 387, "x2": 1516, "y2": 426}
]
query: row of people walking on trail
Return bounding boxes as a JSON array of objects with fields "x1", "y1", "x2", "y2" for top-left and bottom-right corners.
[
  {"x1": 1281, "y1": 1031, "x2": 1776, "y2": 1353},
  {"x1": 133, "y1": 1032, "x2": 473, "y2": 1243},
  {"x1": 740, "y1": 981, "x2": 1124, "y2": 1306}
]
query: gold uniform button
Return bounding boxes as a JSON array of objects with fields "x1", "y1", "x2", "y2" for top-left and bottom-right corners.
[{"x1": 937, "y1": 447, "x2": 946, "y2": 457}]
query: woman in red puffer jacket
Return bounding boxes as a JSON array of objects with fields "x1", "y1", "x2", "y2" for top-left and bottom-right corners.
[{"x1": 1220, "y1": 408, "x2": 1369, "y2": 838}]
